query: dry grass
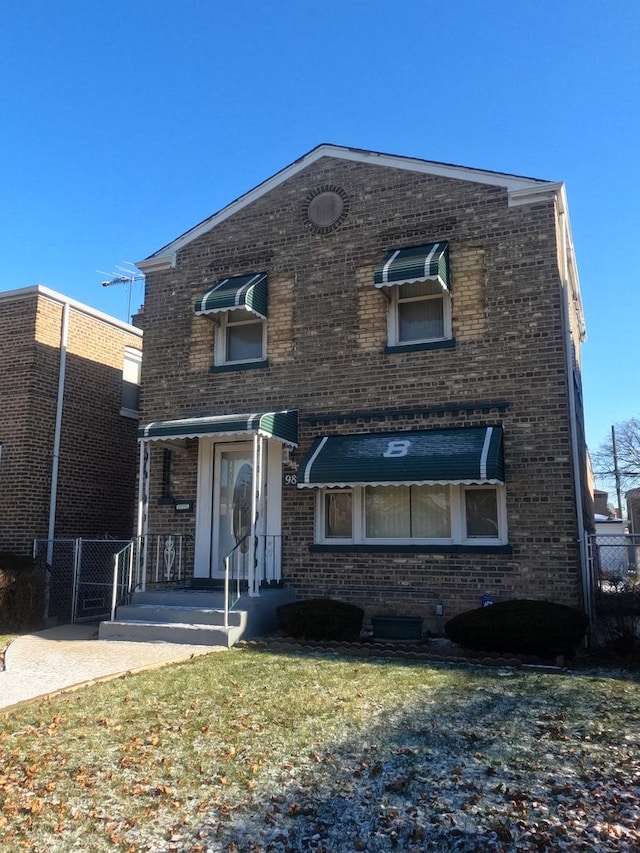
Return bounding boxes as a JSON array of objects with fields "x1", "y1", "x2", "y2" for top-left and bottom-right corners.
[{"x1": 1, "y1": 649, "x2": 639, "y2": 852}]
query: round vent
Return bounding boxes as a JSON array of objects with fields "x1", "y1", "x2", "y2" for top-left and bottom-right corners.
[{"x1": 304, "y1": 186, "x2": 350, "y2": 233}]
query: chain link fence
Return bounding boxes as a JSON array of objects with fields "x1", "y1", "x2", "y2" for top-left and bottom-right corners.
[
  {"x1": 33, "y1": 538, "x2": 132, "y2": 624},
  {"x1": 589, "y1": 534, "x2": 640, "y2": 590},
  {"x1": 589, "y1": 533, "x2": 640, "y2": 653}
]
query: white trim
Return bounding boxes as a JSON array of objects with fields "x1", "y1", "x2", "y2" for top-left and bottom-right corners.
[
  {"x1": 315, "y1": 483, "x2": 508, "y2": 545},
  {"x1": 479, "y1": 427, "x2": 493, "y2": 480},
  {"x1": 194, "y1": 438, "x2": 215, "y2": 577},
  {"x1": 135, "y1": 144, "x2": 552, "y2": 269},
  {"x1": 387, "y1": 286, "x2": 451, "y2": 347},
  {"x1": 0, "y1": 284, "x2": 143, "y2": 336},
  {"x1": 461, "y1": 484, "x2": 508, "y2": 545},
  {"x1": 303, "y1": 436, "x2": 328, "y2": 484},
  {"x1": 136, "y1": 254, "x2": 176, "y2": 273},
  {"x1": 215, "y1": 311, "x2": 267, "y2": 366},
  {"x1": 381, "y1": 249, "x2": 400, "y2": 284},
  {"x1": 507, "y1": 183, "x2": 563, "y2": 208},
  {"x1": 300, "y1": 478, "x2": 505, "y2": 489}
]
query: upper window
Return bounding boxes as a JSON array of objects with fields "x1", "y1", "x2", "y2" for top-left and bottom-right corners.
[
  {"x1": 121, "y1": 348, "x2": 142, "y2": 417},
  {"x1": 194, "y1": 272, "x2": 268, "y2": 369},
  {"x1": 389, "y1": 279, "x2": 451, "y2": 346},
  {"x1": 317, "y1": 484, "x2": 506, "y2": 546},
  {"x1": 219, "y1": 309, "x2": 266, "y2": 365},
  {"x1": 374, "y1": 242, "x2": 451, "y2": 348}
]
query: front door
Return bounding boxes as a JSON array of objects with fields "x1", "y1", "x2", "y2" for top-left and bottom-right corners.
[{"x1": 211, "y1": 442, "x2": 253, "y2": 578}]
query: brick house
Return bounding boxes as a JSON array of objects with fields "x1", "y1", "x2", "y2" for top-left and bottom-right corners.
[
  {"x1": 134, "y1": 144, "x2": 593, "y2": 630},
  {"x1": 0, "y1": 285, "x2": 143, "y2": 555}
]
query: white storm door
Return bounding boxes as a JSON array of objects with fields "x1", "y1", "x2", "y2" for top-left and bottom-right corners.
[{"x1": 211, "y1": 442, "x2": 253, "y2": 578}]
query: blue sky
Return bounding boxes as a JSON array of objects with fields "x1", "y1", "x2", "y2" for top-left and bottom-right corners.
[{"x1": 1, "y1": 0, "x2": 638, "y2": 477}]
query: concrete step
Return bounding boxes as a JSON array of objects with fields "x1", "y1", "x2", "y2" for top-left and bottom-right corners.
[
  {"x1": 99, "y1": 619, "x2": 242, "y2": 647},
  {"x1": 115, "y1": 603, "x2": 243, "y2": 627},
  {"x1": 130, "y1": 590, "x2": 227, "y2": 608},
  {"x1": 99, "y1": 586, "x2": 297, "y2": 648}
]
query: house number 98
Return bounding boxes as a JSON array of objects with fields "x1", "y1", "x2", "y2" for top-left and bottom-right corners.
[{"x1": 284, "y1": 473, "x2": 298, "y2": 486}]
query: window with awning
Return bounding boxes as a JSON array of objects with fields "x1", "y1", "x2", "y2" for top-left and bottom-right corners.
[
  {"x1": 298, "y1": 427, "x2": 504, "y2": 487},
  {"x1": 194, "y1": 273, "x2": 268, "y2": 367},
  {"x1": 374, "y1": 243, "x2": 449, "y2": 291},
  {"x1": 374, "y1": 243, "x2": 452, "y2": 348},
  {"x1": 139, "y1": 410, "x2": 298, "y2": 446},
  {"x1": 194, "y1": 273, "x2": 268, "y2": 319},
  {"x1": 299, "y1": 427, "x2": 507, "y2": 547}
]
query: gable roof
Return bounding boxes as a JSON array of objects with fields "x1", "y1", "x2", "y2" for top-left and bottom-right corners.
[{"x1": 136, "y1": 143, "x2": 562, "y2": 273}]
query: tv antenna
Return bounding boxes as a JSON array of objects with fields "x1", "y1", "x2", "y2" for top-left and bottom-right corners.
[{"x1": 97, "y1": 263, "x2": 144, "y2": 322}]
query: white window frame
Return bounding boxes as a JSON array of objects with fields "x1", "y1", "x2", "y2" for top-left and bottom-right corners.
[
  {"x1": 120, "y1": 347, "x2": 142, "y2": 418},
  {"x1": 316, "y1": 484, "x2": 507, "y2": 546},
  {"x1": 387, "y1": 285, "x2": 452, "y2": 346},
  {"x1": 460, "y1": 484, "x2": 508, "y2": 545},
  {"x1": 215, "y1": 310, "x2": 266, "y2": 366}
]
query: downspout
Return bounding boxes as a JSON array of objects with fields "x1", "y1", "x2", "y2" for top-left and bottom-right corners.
[
  {"x1": 558, "y1": 205, "x2": 592, "y2": 622},
  {"x1": 47, "y1": 300, "x2": 70, "y2": 564}
]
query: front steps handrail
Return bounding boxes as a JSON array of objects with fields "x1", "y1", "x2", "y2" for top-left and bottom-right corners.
[
  {"x1": 110, "y1": 541, "x2": 135, "y2": 621},
  {"x1": 224, "y1": 534, "x2": 249, "y2": 629}
]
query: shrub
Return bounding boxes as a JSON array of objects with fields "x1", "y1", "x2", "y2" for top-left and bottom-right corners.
[
  {"x1": 444, "y1": 599, "x2": 589, "y2": 657},
  {"x1": 0, "y1": 553, "x2": 44, "y2": 632},
  {"x1": 276, "y1": 598, "x2": 364, "y2": 641},
  {"x1": 595, "y1": 584, "x2": 640, "y2": 660}
]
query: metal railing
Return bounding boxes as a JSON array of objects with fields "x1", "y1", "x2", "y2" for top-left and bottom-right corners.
[
  {"x1": 103, "y1": 532, "x2": 281, "y2": 624},
  {"x1": 223, "y1": 534, "x2": 249, "y2": 629},
  {"x1": 110, "y1": 541, "x2": 135, "y2": 621}
]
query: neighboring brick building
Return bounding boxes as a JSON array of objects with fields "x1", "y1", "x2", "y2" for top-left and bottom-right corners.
[
  {"x1": 0, "y1": 285, "x2": 143, "y2": 554},
  {"x1": 135, "y1": 144, "x2": 593, "y2": 628}
]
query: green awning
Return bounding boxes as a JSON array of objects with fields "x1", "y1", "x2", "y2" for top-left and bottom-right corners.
[
  {"x1": 298, "y1": 426, "x2": 503, "y2": 487},
  {"x1": 194, "y1": 273, "x2": 268, "y2": 318},
  {"x1": 374, "y1": 242, "x2": 449, "y2": 290},
  {"x1": 139, "y1": 410, "x2": 298, "y2": 446}
]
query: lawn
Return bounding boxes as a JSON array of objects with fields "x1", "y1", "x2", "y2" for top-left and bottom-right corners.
[{"x1": 1, "y1": 649, "x2": 639, "y2": 852}]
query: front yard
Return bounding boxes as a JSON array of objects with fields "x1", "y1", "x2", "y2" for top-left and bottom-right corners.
[{"x1": 1, "y1": 649, "x2": 639, "y2": 852}]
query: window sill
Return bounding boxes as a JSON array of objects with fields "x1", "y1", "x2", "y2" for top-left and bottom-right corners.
[
  {"x1": 385, "y1": 339, "x2": 455, "y2": 354},
  {"x1": 309, "y1": 543, "x2": 512, "y2": 555},
  {"x1": 210, "y1": 359, "x2": 269, "y2": 374},
  {"x1": 120, "y1": 407, "x2": 140, "y2": 419}
]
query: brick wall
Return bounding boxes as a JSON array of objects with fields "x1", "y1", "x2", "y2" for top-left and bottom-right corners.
[
  {"x1": 0, "y1": 289, "x2": 142, "y2": 553},
  {"x1": 140, "y1": 156, "x2": 585, "y2": 620}
]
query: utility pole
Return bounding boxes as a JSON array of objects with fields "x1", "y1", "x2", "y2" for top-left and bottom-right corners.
[{"x1": 612, "y1": 424, "x2": 623, "y2": 519}]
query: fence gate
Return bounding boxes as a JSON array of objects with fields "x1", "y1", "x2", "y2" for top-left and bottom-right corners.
[{"x1": 34, "y1": 538, "x2": 133, "y2": 624}]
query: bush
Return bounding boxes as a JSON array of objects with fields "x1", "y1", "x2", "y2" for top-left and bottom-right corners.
[
  {"x1": 595, "y1": 584, "x2": 640, "y2": 660},
  {"x1": 276, "y1": 598, "x2": 364, "y2": 641},
  {"x1": 444, "y1": 599, "x2": 589, "y2": 657},
  {"x1": 0, "y1": 553, "x2": 44, "y2": 632}
]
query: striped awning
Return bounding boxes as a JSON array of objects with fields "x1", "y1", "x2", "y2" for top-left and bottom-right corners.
[
  {"x1": 374, "y1": 242, "x2": 449, "y2": 291},
  {"x1": 194, "y1": 273, "x2": 268, "y2": 318},
  {"x1": 139, "y1": 410, "x2": 298, "y2": 446},
  {"x1": 298, "y1": 426, "x2": 503, "y2": 488}
]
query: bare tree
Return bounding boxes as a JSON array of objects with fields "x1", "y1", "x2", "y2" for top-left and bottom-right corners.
[{"x1": 592, "y1": 418, "x2": 640, "y2": 495}]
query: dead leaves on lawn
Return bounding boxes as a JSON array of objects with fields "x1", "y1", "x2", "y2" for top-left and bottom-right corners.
[{"x1": 0, "y1": 653, "x2": 639, "y2": 852}]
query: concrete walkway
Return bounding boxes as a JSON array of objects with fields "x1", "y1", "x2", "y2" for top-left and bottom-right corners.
[{"x1": 0, "y1": 624, "x2": 223, "y2": 711}]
